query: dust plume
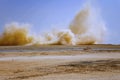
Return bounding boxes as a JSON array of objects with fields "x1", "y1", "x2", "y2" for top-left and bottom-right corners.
[
  {"x1": 69, "y1": 4, "x2": 106, "y2": 44},
  {"x1": 0, "y1": 23, "x2": 33, "y2": 46},
  {"x1": 0, "y1": 3, "x2": 106, "y2": 46},
  {"x1": 34, "y1": 4, "x2": 106, "y2": 45}
]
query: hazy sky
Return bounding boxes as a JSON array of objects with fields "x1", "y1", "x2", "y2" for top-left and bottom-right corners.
[{"x1": 0, "y1": 0, "x2": 120, "y2": 44}]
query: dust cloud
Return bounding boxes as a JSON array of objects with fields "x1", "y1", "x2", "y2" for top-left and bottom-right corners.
[
  {"x1": 0, "y1": 23, "x2": 33, "y2": 46},
  {"x1": 0, "y1": 3, "x2": 106, "y2": 46}
]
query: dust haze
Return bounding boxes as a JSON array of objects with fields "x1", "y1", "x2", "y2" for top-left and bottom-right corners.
[{"x1": 0, "y1": 3, "x2": 106, "y2": 46}]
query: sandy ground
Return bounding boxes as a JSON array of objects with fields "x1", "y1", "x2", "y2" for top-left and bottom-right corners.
[{"x1": 0, "y1": 45, "x2": 120, "y2": 80}]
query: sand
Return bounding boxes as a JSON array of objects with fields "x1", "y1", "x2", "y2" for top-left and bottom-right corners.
[{"x1": 0, "y1": 45, "x2": 120, "y2": 80}]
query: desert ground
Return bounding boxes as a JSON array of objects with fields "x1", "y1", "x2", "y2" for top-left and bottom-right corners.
[{"x1": 0, "y1": 44, "x2": 120, "y2": 80}]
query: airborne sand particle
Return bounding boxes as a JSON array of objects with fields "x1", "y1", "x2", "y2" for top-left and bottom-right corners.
[
  {"x1": 0, "y1": 23, "x2": 33, "y2": 46},
  {"x1": 0, "y1": 3, "x2": 106, "y2": 46}
]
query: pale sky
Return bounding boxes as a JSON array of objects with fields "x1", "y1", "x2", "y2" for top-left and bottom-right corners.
[{"x1": 0, "y1": 0, "x2": 120, "y2": 44}]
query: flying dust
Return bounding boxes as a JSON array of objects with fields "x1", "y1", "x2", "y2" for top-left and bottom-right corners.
[
  {"x1": 0, "y1": 3, "x2": 106, "y2": 46},
  {"x1": 0, "y1": 23, "x2": 33, "y2": 46}
]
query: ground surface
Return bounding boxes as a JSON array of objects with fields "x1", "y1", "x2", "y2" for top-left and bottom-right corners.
[{"x1": 0, "y1": 44, "x2": 120, "y2": 80}]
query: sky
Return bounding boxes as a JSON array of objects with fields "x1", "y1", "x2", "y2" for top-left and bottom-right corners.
[{"x1": 0, "y1": 0, "x2": 120, "y2": 44}]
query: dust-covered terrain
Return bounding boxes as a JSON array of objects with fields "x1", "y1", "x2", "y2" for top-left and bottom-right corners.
[{"x1": 0, "y1": 44, "x2": 120, "y2": 80}]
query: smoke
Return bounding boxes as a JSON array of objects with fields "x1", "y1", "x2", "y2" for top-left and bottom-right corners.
[{"x1": 0, "y1": 3, "x2": 106, "y2": 46}]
